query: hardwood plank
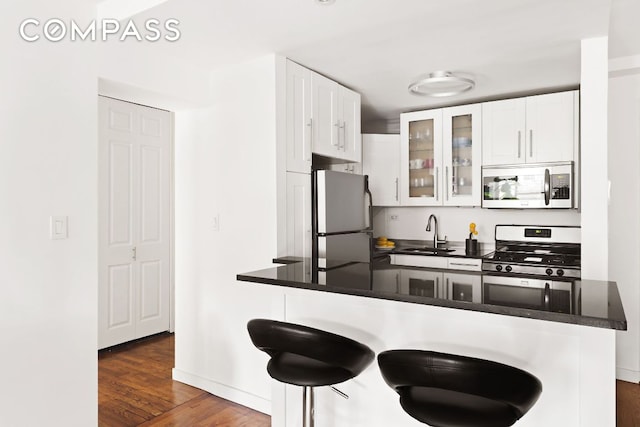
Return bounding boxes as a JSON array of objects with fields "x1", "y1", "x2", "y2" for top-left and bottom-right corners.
[
  {"x1": 617, "y1": 380, "x2": 640, "y2": 427},
  {"x1": 99, "y1": 333, "x2": 270, "y2": 426}
]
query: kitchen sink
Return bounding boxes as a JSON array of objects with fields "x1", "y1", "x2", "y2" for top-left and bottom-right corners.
[{"x1": 396, "y1": 247, "x2": 456, "y2": 255}]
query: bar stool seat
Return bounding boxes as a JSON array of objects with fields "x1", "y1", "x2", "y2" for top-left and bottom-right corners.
[
  {"x1": 378, "y1": 350, "x2": 542, "y2": 427},
  {"x1": 247, "y1": 318, "x2": 374, "y2": 426}
]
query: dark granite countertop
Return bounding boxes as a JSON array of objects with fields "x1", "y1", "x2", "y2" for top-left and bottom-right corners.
[{"x1": 238, "y1": 258, "x2": 627, "y2": 331}]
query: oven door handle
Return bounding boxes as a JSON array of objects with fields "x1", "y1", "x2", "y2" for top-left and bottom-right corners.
[
  {"x1": 544, "y1": 282, "x2": 551, "y2": 310},
  {"x1": 544, "y1": 168, "x2": 551, "y2": 206}
]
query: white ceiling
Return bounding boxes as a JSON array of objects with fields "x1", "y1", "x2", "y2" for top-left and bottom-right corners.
[{"x1": 122, "y1": 0, "x2": 637, "y2": 124}]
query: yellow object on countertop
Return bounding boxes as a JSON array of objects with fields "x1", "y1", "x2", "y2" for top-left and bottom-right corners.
[
  {"x1": 469, "y1": 222, "x2": 478, "y2": 236},
  {"x1": 376, "y1": 236, "x2": 395, "y2": 248}
]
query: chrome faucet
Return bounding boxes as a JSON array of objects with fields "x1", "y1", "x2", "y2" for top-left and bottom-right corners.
[{"x1": 426, "y1": 214, "x2": 447, "y2": 249}]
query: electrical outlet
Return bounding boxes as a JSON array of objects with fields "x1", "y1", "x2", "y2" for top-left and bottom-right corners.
[{"x1": 390, "y1": 215, "x2": 399, "y2": 221}]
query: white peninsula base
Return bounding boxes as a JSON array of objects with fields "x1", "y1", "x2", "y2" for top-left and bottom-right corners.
[{"x1": 266, "y1": 288, "x2": 615, "y2": 427}]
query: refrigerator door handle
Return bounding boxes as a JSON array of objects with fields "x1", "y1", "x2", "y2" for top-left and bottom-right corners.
[{"x1": 365, "y1": 175, "x2": 374, "y2": 231}]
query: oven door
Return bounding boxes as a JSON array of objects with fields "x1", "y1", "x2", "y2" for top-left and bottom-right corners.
[
  {"x1": 482, "y1": 275, "x2": 573, "y2": 313},
  {"x1": 482, "y1": 162, "x2": 573, "y2": 208}
]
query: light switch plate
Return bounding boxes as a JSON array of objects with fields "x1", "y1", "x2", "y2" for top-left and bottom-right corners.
[{"x1": 50, "y1": 216, "x2": 68, "y2": 240}]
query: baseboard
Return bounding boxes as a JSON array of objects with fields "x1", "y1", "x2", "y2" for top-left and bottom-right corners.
[
  {"x1": 616, "y1": 367, "x2": 640, "y2": 383},
  {"x1": 172, "y1": 368, "x2": 272, "y2": 415}
]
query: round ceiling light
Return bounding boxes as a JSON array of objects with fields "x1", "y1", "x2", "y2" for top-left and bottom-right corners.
[
  {"x1": 408, "y1": 71, "x2": 475, "y2": 97},
  {"x1": 315, "y1": 0, "x2": 336, "y2": 4}
]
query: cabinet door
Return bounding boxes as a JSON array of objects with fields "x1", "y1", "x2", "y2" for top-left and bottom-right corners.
[
  {"x1": 525, "y1": 91, "x2": 576, "y2": 163},
  {"x1": 442, "y1": 104, "x2": 482, "y2": 206},
  {"x1": 372, "y1": 268, "x2": 401, "y2": 293},
  {"x1": 312, "y1": 72, "x2": 340, "y2": 158},
  {"x1": 339, "y1": 86, "x2": 362, "y2": 162},
  {"x1": 286, "y1": 172, "x2": 312, "y2": 258},
  {"x1": 482, "y1": 98, "x2": 526, "y2": 165},
  {"x1": 362, "y1": 134, "x2": 400, "y2": 206},
  {"x1": 286, "y1": 61, "x2": 312, "y2": 173},
  {"x1": 400, "y1": 109, "x2": 443, "y2": 206},
  {"x1": 399, "y1": 269, "x2": 444, "y2": 298},
  {"x1": 328, "y1": 163, "x2": 360, "y2": 174},
  {"x1": 444, "y1": 272, "x2": 482, "y2": 303}
]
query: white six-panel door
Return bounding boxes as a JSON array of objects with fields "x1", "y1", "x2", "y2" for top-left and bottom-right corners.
[{"x1": 98, "y1": 96, "x2": 171, "y2": 349}]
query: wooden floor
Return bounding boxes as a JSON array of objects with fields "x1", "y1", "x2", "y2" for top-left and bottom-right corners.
[
  {"x1": 98, "y1": 333, "x2": 271, "y2": 426},
  {"x1": 617, "y1": 380, "x2": 640, "y2": 427},
  {"x1": 101, "y1": 333, "x2": 640, "y2": 426}
]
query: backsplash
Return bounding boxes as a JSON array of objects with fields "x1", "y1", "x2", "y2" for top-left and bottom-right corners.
[{"x1": 372, "y1": 206, "x2": 581, "y2": 243}]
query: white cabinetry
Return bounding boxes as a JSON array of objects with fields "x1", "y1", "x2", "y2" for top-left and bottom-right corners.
[
  {"x1": 329, "y1": 162, "x2": 361, "y2": 174},
  {"x1": 312, "y1": 72, "x2": 361, "y2": 162},
  {"x1": 444, "y1": 272, "x2": 482, "y2": 303},
  {"x1": 372, "y1": 268, "x2": 401, "y2": 293},
  {"x1": 339, "y1": 86, "x2": 362, "y2": 162},
  {"x1": 400, "y1": 104, "x2": 482, "y2": 206},
  {"x1": 286, "y1": 61, "x2": 312, "y2": 173},
  {"x1": 442, "y1": 104, "x2": 482, "y2": 206},
  {"x1": 279, "y1": 59, "x2": 363, "y2": 259},
  {"x1": 286, "y1": 172, "x2": 312, "y2": 258},
  {"x1": 482, "y1": 91, "x2": 578, "y2": 165},
  {"x1": 399, "y1": 269, "x2": 444, "y2": 297},
  {"x1": 362, "y1": 134, "x2": 400, "y2": 206}
]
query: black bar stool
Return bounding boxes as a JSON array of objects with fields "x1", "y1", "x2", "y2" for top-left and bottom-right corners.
[
  {"x1": 378, "y1": 350, "x2": 542, "y2": 427},
  {"x1": 247, "y1": 318, "x2": 374, "y2": 427}
]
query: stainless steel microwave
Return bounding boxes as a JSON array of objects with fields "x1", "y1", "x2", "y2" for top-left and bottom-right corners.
[{"x1": 482, "y1": 162, "x2": 574, "y2": 208}]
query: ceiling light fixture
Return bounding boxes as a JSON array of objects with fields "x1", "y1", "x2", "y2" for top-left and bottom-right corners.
[
  {"x1": 315, "y1": 0, "x2": 336, "y2": 4},
  {"x1": 408, "y1": 71, "x2": 475, "y2": 97}
]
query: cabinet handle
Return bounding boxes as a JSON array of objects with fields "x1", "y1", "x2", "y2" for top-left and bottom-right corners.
[
  {"x1": 529, "y1": 130, "x2": 533, "y2": 158},
  {"x1": 342, "y1": 122, "x2": 347, "y2": 151},
  {"x1": 445, "y1": 166, "x2": 449, "y2": 201},
  {"x1": 435, "y1": 167, "x2": 439, "y2": 201},
  {"x1": 446, "y1": 277, "x2": 449, "y2": 299},
  {"x1": 333, "y1": 122, "x2": 340, "y2": 147},
  {"x1": 132, "y1": 247, "x2": 137, "y2": 261},
  {"x1": 449, "y1": 261, "x2": 479, "y2": 267},
  {"x1": 395, "y1": 177, "x2": 399, "y2": 201},
  {"x1": 517, "y1": 131, "x2": 522, "y2": 158},
  {"x1": 306, "y1": 118, "x2": 313, "y2": 161}
]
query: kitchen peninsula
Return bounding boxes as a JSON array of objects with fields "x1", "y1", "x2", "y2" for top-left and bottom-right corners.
[{"x1": 237, "y1": 258, "x2": 626, "y2": 427}]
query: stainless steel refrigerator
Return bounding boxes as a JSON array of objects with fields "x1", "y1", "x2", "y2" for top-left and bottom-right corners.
[{"x1": 312, "y1": 170, "x2": 373, "y2": 270}]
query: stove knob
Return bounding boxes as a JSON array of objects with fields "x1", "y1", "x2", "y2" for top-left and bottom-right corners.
[
  {"x1": 495, "y1": 265, "x2": 503, "y2": 272},
  {"x1": 557, "y1": 269, "x2": 564, "y2": 277},
  {"x1": 505, "y1": 265, "x2": 513, "y2": 273},
  {"x1": 545, "y1": 268, "x2": 554, "y2": 276}
]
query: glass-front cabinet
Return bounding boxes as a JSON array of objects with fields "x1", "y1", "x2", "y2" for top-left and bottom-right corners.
[
  {"x1": 400, "y1": 109, "x2": 443, "y2": 206},
  {"x1": 442, "y1": 104, "x2": 482, "y2": 206},
  {"x1": 400, "y1": 105, "x2": 481, "y2": 206}
]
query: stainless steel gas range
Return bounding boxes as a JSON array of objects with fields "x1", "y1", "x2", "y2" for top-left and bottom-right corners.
[
  {"x1": 482, "y1": 225, "x2": 581, "y2": 279},
  {"x1": 481, "y1": 225, "x2": 581, "y2": 314}
]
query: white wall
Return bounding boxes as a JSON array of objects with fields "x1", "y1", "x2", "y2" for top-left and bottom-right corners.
[
  {"x1": 0, "y1": 1, "x2": 98, "y2": 425},
  {"x1": 608, "y1": 61, "x2": 640, "y2": 382},
  {"x1": 374, "y1": 206, "x2": 580, "y2": 246},
  {"x1": 98, "y1": 42, "x2": 212, "y2": 109},
  {"x1": 173, "y1": 55, "x2": 284, "y2": 413},
  {"x1": 581, "y1": 37, "x2": 610, "y2": 281}
]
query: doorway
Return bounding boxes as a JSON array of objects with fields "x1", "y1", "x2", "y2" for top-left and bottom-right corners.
[{"x1": 98, "y1": 96, "x2": 173, "y2": 349}]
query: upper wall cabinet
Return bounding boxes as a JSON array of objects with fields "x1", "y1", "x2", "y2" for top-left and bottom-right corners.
[
  {"x1": 482, "y1": 91, "x2": 578, "y2": 166},
  {"x1": 286, "y1": 61, "x2": 312, "y2": 174},
  {"x1": 363, "y1": 134, "x2": 400, "y2": 206},
  {"x1": 400, "y1": 104, "x2": 482, "y2": 207},
  {"x1": 442, "y1": 104, "x2": 482, "y2": 206},
  {"x1": 312, "y1": 72, "x2": 362, "y2": 163}
]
